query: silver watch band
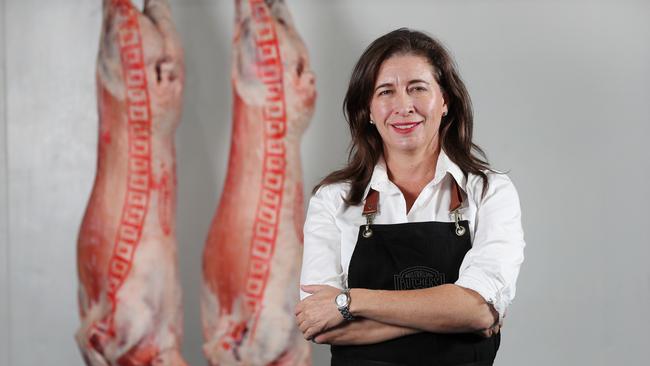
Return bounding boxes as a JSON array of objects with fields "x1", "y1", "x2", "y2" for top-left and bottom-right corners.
[
  {"x1": 337, "y1": 288, "x2": 354, "y2": 321},
  {"x1": 339, "y1": 306, "x2": 354, "y2": 321}
]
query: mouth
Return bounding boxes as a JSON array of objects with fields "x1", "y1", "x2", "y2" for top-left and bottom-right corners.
[{"x1": 390, "y1": 121, "x2": 422, "y2": 134}]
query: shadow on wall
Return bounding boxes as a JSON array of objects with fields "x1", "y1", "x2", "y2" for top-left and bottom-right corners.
[{"x1": 172, "y1": 1, "x2": 233, "y2": 365}]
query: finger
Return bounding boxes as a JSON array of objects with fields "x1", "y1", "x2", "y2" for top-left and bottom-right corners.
[
  {"x1": 299, "y1": 322, "x2": 309, "y2": 335},
  {"x1": 306, "y1": 323, "x2": 327, "y2": 341},
  {"x1": 297, "y1": 317, "x2": 308, "y2": 331},
  {"x1": 299, "y1": 317, "x2": 316, "y2": 334},
  {"x1": 304, "y1": 327, "x2": 317, "y2": 340},
  {"x1": 318, "y1": 327, "x2": 344, "y2": 345},
  {"x1": 314, "y1": 332, "x2": 329, "y2": 344}
]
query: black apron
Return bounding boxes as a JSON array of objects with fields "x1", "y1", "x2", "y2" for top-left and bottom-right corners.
[{"x1": 331, "y1": 182, "x2": 500, "y2": 366}]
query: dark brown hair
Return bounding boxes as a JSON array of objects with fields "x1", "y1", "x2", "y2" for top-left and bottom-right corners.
[{"x1": 315, "y1": 28, "x2": 493, "y2": 205}]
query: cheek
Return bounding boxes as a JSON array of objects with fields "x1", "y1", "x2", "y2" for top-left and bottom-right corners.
[
  {"x1": 374, "y1": 121, "x2": 388, "y2": 135},
  {"x1": 415, "y1": 98, "x2": 439, "y2": 115},
  {"x1": 373, "y1": 122, "x2": 392, "y2": 142},
  {"x1": 370, "y1": 101, "x2": 390, "y2": 120}
]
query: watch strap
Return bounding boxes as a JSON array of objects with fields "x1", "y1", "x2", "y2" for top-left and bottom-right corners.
[
  {"x1": 339, "y1": 306, "x2": 354, "y2": 321},
  {"x1": 336, "y1": 289, "x2": 354, "y2": 321}
]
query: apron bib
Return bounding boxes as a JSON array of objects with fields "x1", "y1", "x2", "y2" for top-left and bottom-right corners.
[{"x1": 331, "y1": 183, "x2": 499, "y2": 366}]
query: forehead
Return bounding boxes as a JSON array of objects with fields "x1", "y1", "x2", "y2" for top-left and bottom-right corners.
[{"x1": 375, "y1": 54, "x2": 435, "y2": 84}]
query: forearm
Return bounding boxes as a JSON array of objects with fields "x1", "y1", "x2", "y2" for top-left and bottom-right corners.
[
  {"x1": 314, "y1": 318, "x2": 420, "y2": 346},
  {"x1": 349, "y1": 284, "x2": 497, "y2": 333},
  {"x1": 367, "y1": 322, "x2": 420, "y2": 343}
]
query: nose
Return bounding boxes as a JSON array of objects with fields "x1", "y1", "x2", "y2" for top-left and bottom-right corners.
[{"x1": 393, "y1": 91, "x2": 414, "y2": 116}]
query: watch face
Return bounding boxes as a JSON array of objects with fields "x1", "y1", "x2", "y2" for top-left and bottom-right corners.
[{"x1": 335, "y1": 293, "x2": 348, "y2": 307}]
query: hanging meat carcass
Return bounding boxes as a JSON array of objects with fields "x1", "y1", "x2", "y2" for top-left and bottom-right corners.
[
  {"x1": 76, "y1": 0, "x2": 186, "y2": 364},
  {"x1": 201, "y1": 0, "x2": 316, "y2": 364}
]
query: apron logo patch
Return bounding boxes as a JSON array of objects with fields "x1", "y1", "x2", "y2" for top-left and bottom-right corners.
[{"x1": 393, "y1": 266, "x2": 445, "y2": 290}]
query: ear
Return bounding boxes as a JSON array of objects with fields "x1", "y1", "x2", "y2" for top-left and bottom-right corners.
[{"x1": 441, "y1": 91, "x2": 449, "y2": 115}]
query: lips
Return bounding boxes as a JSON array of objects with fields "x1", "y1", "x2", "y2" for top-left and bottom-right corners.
[{"x1": 390, "y1": 121, "x2": 422, "y2": 134}]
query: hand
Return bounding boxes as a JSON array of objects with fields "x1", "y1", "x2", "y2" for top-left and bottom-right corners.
[
  {"x1": 475, "y1": 320, "x2": 502, "y2": 338},
  {"x1": 295, "y1": 285, "x2": 345, "y2": 340}
]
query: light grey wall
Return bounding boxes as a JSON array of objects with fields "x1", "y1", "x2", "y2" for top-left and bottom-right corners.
[
  {"x1": 1, "y1": 0, "x2": 649, "y2": 366},
  {"x1": 1, "y1": 0, "x2": 10, "y2": 365},
  {"x1": 5, "y1": 1, "x2": 101, "y2": 365}
]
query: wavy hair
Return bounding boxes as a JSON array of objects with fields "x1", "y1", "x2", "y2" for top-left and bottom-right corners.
[{"x1": 315, "y1": 28, "x2": 493, "y2": 205}]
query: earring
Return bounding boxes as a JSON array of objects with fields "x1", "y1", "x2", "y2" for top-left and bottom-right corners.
[
  {"x1": 442, "y1": 111, "x2": 448, "y2": 117},
  {"x1": 369, "y1": 120, "x2": 375, "y2": 125}
]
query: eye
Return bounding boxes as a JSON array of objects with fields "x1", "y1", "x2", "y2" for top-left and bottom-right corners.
[
  {"x1": 377, "y1": 89, "x2": 392, "y2": 96},
  {"x1": 409, "y1": 86, "x2": 428, "y2": 93}
]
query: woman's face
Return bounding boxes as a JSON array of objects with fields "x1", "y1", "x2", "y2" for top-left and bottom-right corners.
[{"x1": 369, "y1": 54, "x2": 448, "y2": 156}]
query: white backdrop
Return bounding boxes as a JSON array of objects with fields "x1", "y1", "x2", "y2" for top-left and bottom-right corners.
[{"x1": 1, "y1": 0, "x2": 649, "y2": 365}]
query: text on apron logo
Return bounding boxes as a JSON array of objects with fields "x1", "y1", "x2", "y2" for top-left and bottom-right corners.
[{"x1": 393, "y1": 266, "x2": 446, "y2": 290}]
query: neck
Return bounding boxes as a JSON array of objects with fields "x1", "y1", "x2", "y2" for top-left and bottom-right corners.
[{"x1": 384, "y1": 143, "x2": 441, "y2": 188}]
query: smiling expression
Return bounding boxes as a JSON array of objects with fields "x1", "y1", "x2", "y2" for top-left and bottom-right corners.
[{"x1": 369, "y1": 54, "x2": 448, "y2": 156}]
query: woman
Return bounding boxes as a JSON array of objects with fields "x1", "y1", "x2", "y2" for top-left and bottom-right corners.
[{"x1": 295, "y1": 28, "x2": 525, "y2": 366}]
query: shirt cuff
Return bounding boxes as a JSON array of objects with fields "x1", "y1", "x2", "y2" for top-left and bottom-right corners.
[
  {"x1": 299, "y1": 279, "x2": 344, "y2": 301},
  {"x1": 455, "y1": 271, "x2": 508, "y2": 323}
]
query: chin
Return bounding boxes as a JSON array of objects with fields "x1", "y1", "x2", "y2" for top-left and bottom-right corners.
[{"x1": 390, "y1": 144, "x2": 420, "y2": 154}]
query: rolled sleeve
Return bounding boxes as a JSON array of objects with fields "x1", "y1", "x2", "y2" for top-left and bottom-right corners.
[
  {"x1": 455, "y1": 174, "x2": 526, "y2": 323},
  {"x1": 299, "y1": 185, "x2": 345, "y2": 300}
]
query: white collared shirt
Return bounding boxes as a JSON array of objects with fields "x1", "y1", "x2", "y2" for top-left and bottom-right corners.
[{"x1": 299, "y1": 150, "x2": 526, "y2": 322}]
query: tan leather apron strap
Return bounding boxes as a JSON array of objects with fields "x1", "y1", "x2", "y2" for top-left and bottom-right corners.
[
  {"x1": 363, "y1": 188, "x2": 379, "y2": 215},
  {"x1": 449, "y1": 179, "x2": 464, "y2": 212}
]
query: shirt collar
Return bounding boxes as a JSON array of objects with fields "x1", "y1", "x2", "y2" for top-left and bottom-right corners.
[{"x1": 366, "y1": 149, "x2": 467, "y2": 197}]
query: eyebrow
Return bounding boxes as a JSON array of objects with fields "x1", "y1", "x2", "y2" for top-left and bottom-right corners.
[{"x1": 374, "y1": 79, "x2": 431, "y2": 91}]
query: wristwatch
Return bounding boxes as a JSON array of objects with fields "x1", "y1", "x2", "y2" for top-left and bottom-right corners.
[{"x1": 335, "y1": 288, "x2": 354, "y2": 321}]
